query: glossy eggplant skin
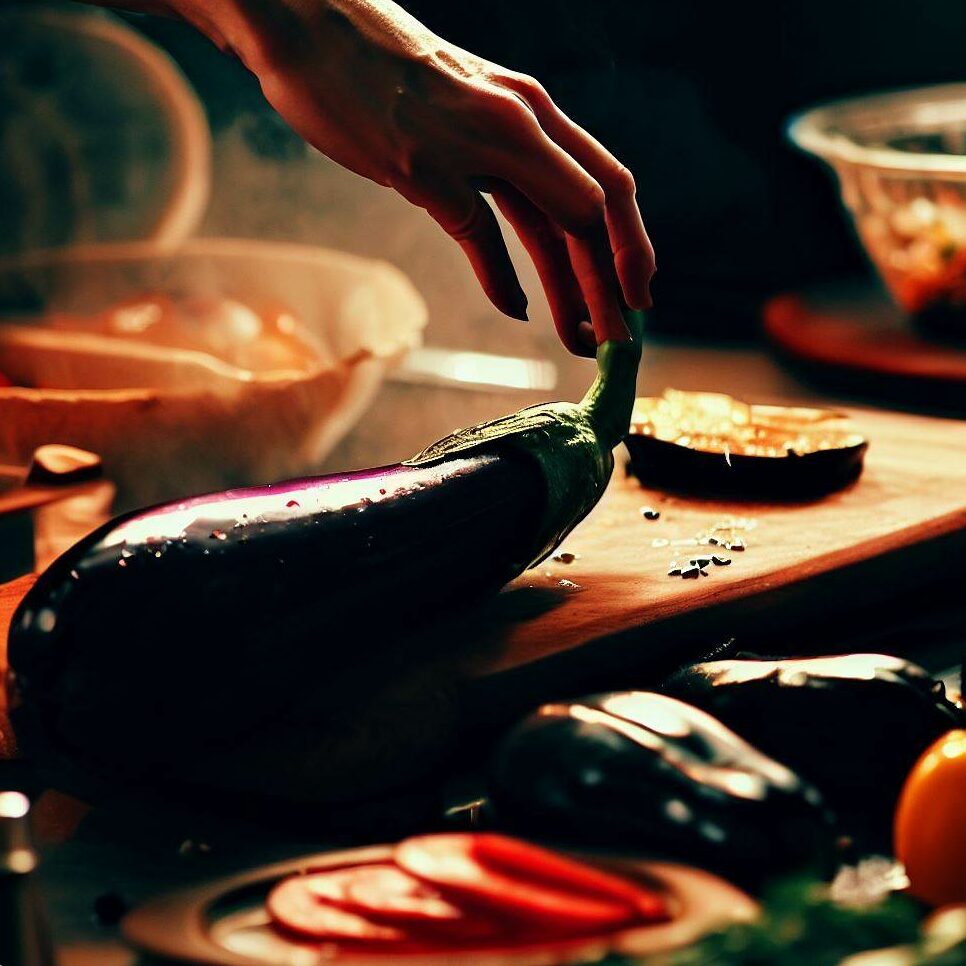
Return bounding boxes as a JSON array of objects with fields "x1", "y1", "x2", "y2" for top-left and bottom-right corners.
[
  {"x1": 9, "y1": 452, "x2": 546, "y2": 794},
  {"x1": 662, "y1": 654, "x2": 965, "y2": 848},
  {"x1": 490, "y1": 692, "x2": 837, "y2": 887}
]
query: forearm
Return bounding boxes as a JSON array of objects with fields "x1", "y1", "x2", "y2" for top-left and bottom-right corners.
[
  {"x1": 76, "y1": 0, "x2": 428, "y2": 69},
  {"x1": 77, "y1": 1, "x2": 180, "y2": 15},
  {"x1": 75, "y1": 0, "x2": 267, "y2": 62}
]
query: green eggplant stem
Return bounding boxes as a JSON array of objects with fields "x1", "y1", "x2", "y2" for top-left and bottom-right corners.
[
  {"x1": 581, "y1": 308, "x2": 645, "y2": 452},
  {"x1": 406, "y1": 307, "x2": 646, "y2": 568}
]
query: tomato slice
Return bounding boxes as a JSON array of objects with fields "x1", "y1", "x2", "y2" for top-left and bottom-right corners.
[
  {"x1": 394, "y1": 834, "x2": 651, "y2": 932},
  {"x1": 0, "y1": 371, "x2": 10, "y2": 388},
  {"x1": 472, "y1": 834, "x2": 668, "y2": 921},
  {"x1": 304, "y1": 863, "x2": 502, "y2": 938},
  {"x1": 267, "y1": 874, "x2": 407, "y2": 942}
]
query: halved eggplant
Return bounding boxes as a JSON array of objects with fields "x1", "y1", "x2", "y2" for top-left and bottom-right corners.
[
  {"x1": 625, "y1": 389, "x2": 868, "y2": 498},
  {"x1": 662, "y1": 654, "x2": 964, "y2": 849},
  {"x1": 490, "y1": 691, "x2": 837, "y2": 886},
  {"x1": 7, "y1": 314, "x2": 645, "y2": 804}
]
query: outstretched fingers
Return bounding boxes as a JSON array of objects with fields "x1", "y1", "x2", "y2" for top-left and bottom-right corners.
[{"x1": 500, "y1": 74, "x2": 655, "y2": 310}]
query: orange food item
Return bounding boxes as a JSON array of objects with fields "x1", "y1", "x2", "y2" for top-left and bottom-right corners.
[
  {"x1": 47, "y1": 293, "x2": 321, "y2": 374},
  {"x1": 895, "y1": 729, "x2": 966, "y2": 907}
]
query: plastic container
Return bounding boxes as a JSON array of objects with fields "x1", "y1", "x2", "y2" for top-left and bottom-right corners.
[
  {"x1": 789, "y1": 84, "x2": 966, "y2": 337},
  {"x1": 0, "y1": 239, "x2": 427, "y2": 506}
]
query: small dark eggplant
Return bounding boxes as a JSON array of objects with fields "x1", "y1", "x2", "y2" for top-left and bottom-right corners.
[
  {"x1": 490, "y1": 691, "x2": 837, "y2": 886},
  {"x1": 7, "y1": 315, "x2": 644, "y2": 804},
  {"x1": 662, "y1": 654, "x2": 965, "y2": 848}
]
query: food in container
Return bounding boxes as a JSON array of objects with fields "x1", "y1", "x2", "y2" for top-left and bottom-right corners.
[
  {"x1": 0, "y1": 239, "x2": 427, "y2": 505},
  {"x1": 789, "y1": 84, "x2": 966, "y2": 339},
  {"x1": 10, "y1": 292, "x2": 331, "y2": 379}
]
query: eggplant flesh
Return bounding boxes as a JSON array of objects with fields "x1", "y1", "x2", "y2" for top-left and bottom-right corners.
[
  {"x1": 662, "y1": 654, "x2": 965, "y2": 848},
  {"x1": 490, "y1": 691, "x2": 836, "y2": 886},
  {"x1": 625, "y1": 390, "x2": 868, "y2": 498}
]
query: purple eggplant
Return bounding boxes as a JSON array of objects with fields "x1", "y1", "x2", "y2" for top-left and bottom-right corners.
[
  {"x1": 662, "y1": 654, "x2": 965, "y2": 849},
  {"x1": 7, "y1": 313, "x2": 644, "y2": 804},
  {"x1": 490, "y1": 691, "x2": 837, "y2": 886}
]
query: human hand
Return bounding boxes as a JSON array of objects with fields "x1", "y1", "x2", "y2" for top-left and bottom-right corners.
[{"x1": 175, "y1": 0, "x2": 656, "y2": 353}]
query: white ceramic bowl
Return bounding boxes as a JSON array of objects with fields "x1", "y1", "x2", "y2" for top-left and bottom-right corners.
[{"x1": 0, "y1": 239, "x2": 426, "y2": 505}]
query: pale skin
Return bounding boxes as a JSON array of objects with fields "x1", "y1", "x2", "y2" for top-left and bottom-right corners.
[{"x1": 83, "y1": 0, "x2": 656, "y2": 354}]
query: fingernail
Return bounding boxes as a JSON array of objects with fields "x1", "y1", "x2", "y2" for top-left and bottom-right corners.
[
  {"x1": 604, "y1": 305, "x2": 632, "y2": 344},
  {"x1": 499, "y1": 298, "x2": 528, "y2": 322},
  {"x1": 507, "y1": 291, "x2": 529, "y2": 322}
]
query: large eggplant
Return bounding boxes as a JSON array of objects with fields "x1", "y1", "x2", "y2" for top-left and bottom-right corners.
[
  {"x1": 662, "y1": 654, "x2": 964, "y2": 848},
  {"x1": 490, "y1": 691, "x2": 837, "y2": 886},
  {"x1": 8, "y1": 314, "x2": 644, "y2": 803}
]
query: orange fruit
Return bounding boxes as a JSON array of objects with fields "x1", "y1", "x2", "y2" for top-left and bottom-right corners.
[{"x1": 895, "y1": 729, "x2": 966, "y2": 907}]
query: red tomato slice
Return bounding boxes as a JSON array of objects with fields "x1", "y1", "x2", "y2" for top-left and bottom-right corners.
[
  {"x1": 348, "y1": 865, "x2": 504, "y2": 939},
  {"x1": 0, "y1": 371, "x2": 11, "y2": 388},
  {"x1": 267, "y1": 874, "x2": 407, "y2": 942},
  {"x1": 305, "y1": 864, "x2": 442, "y2": 920},
  {"x1": 304, "y1": 863, "x2": 501, "y2": 939},
  {"x1": 472, "y1": 834, "x2": 668, "y2": 921},
  {"x1": 394, "y1": 835, "x2": 644, "y2": 933}
]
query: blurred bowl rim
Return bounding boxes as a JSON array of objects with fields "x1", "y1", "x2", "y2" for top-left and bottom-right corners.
[
  {"x1": 0, "y1": 5, "x2": 212, "y2": 249},
  {"x1": 0, "y1": 237, "x2": 428, "y2": 401},
  {"x1": 788, "y1": 83, "x2": 966, "y2": 178}
]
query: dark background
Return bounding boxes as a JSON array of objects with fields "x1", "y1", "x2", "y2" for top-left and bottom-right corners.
[{"x1": 59, "y1": 1, "x2": 966, "y2": 337}]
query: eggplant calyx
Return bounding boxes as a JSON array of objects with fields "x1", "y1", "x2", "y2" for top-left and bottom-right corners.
[
  {"x1": 406, "y1": 311, "x2": 644, "y2": 567},
  {"x1": 580, "y1": 309, "x2": 645, "y2": 452}
]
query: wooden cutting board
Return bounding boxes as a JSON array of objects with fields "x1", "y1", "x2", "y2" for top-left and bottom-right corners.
[
  {"x1": 454, "y1": 411, "x2": 966, "y2": 699},
  {"x1": 1, "y1": 406, "x2": 964, "y2": 791},
  {"x1": 489, "y1": 405, "x2": 965, "y2": 666}
]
